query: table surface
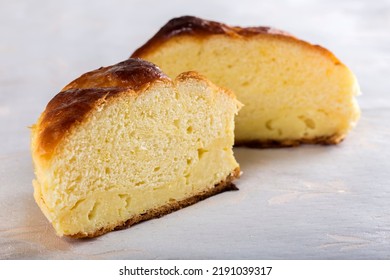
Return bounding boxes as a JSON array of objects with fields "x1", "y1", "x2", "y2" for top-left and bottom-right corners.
[{"x1": 1, "y1": 0, "x2": 390, "y2": 259}]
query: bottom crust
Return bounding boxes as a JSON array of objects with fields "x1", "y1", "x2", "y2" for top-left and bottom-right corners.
[
  {"x1": 68, "y1": 167, "x2": 240, "y2": 238},
  {"x1": 235, "y1": 134, "x2": 345, "y2": 148}
]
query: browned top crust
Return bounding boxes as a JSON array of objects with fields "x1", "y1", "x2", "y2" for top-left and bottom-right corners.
[
  {"x1": 150, "y1": 15, "x2": 291, "y2": 37},
  {"x1": 151, "y1": 15, "x2": 230, "y2": 37},
  {"x1": 131, "y1": 16, "x2": 293, "y2": 57},
  {"x1": 62, "y1": 58, "x2": 168, "y2": 91},
  {"x1": 33, "y1": 58, "x2": 169, "y2": 160},
  {"x1": 131, "y1": 16, "x2": 339, "y2": 64}
]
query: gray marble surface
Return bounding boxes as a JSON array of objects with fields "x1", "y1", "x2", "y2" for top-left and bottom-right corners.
[{"x1": 1, "y1": 0, "x2": 389, "y2": 259}]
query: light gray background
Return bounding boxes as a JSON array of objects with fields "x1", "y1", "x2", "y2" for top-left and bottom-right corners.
[{"x1": 1, "y1": 0, "x2": 389, "y2": 259}]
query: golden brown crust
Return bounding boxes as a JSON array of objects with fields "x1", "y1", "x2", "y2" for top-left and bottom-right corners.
[
  {"x1": 62, "y1": 58, "x2": 168, "y2": 91},
  {"x1": 68, "y1": 167, "x2": 240, "y2": 238},
  {"x1": 235, "y1": 134, "x2": 345, "y2": 148},
  {"x1": 33, "y1": 59, "x2": 169, "y2": 160},
  {"x1": 131, "y1": 16, "x2": 340, "y2": 65}
]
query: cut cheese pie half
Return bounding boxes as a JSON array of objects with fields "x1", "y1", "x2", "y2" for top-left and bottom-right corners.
[
  {"x1": 31, "y1": 58, "x2": 241, "y2": 238},
  {"x1": 132, "y1": 16, "x2": 360, "y2": 147}
]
